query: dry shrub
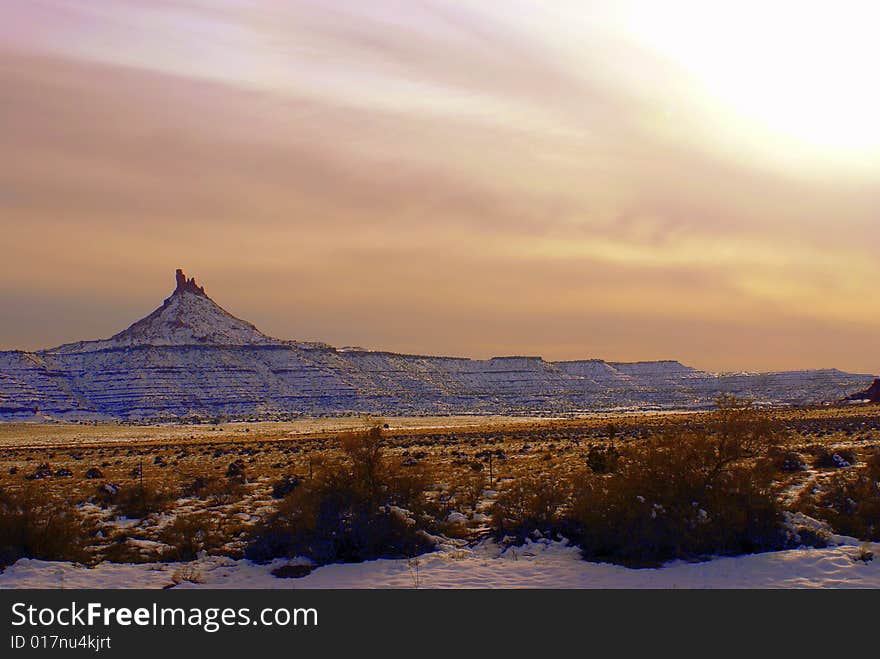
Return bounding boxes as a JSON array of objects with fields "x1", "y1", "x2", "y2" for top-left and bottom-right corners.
[
  {"x1": 169, "y1": 564, "x2": 205, "y2": 586},
  {"x1": 796, "y1": 466, "x2": 880, "y2": 541},
  {"x1": 568, "y1": 396, "x2": 786, "y2": 566},
  {"x1": 160, "y1": 513, "x2": 224, "y2": 561},
  {"x1": 491, "y1": 475, "x2": 570, "y2": 540},
  {"x1": 586, "y1": 444, "x2": 620, "y2": 474},
  {"x1": 113, "y1": 483, "x2": 174, "y2": 519},
  {"x1": 182, "y1": 475, "x2": 246, "y2": 505},
  {"x1": 271, "y1": 475, "x2": 301, "y2": 499},
  {"x1": 769, "y1": 448, "x2": 806, "y2": 473},
  {"x1": 447, "y1": 470, "x2": 486, "y2": 512},
  {"x1": 812, "y1": 448, "x2": 857, "y2": 469},
  {"x1": 0, "y1": 486, "x2": 93, "y2": 567},
  {"x1": 866, "y1": 451, "x2": 880, "y2": 480},
  {"x1": 100, "y1": 537, "x2": 161, "y2": 564},
  {"x1": 246, "y1": 426, "x2": 436, "y2": 564}
]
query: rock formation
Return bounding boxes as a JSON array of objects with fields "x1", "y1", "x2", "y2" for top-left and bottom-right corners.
[
  {"x1": 174, "y1": 269, "x2": 206, "y2": 296},
  {"x1": 0, "y1": 271, "x2": 875, "y2": 421},
  {"x1": 846, "y1": 378, "x2": 880, "y2": 403}
]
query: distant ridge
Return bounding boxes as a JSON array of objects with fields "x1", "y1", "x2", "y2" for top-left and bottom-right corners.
[{"x1": 0, "y1": 270, "x2": 875, "y2": 421}]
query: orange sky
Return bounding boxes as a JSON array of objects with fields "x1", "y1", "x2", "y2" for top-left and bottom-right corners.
[{"x1": 1, "y1": 1, "x2": 879, "y2": 372}]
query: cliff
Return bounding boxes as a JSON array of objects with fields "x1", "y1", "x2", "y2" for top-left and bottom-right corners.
[{"x1": 0, "y1": 271, "x2": 875, "y2": 421}]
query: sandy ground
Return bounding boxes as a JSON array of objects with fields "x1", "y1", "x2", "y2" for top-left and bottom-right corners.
[{"x1": 0, "y1": 415, "x2": 561, "y2": 449}]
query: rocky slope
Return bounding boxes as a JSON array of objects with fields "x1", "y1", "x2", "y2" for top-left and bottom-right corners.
[
  {"x1": 0, "y1": 271, "x2": 874, "y2": 421},
  {"x1": 846, "y1": 378, "x2": 880, "y2": 403}
]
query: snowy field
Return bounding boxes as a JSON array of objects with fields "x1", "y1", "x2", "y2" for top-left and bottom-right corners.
[{"x1": 2, "y1": 538, "x2": 877, "y2": 589}]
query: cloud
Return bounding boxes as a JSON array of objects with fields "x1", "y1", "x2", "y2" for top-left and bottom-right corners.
[{"x1": 1, "y1": 1, "x2": 879, "y2": 372}]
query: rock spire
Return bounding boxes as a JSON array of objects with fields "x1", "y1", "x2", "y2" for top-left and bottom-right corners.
[{"x1": 174, "y1": 269, "x2": 206, "y2": 296}]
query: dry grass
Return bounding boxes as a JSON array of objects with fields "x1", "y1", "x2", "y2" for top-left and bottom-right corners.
[
  {"x1": 1, "y1": 405, "x2": 880, "y2": 567},
  {"x1": 0, "y1": 486, "x2": 94, "y2": 567}
]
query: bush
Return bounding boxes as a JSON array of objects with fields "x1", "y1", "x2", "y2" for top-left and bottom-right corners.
[
  {"x1": 0, "y1": 487, "x2": 93, "y2": 567},
  {"x1": 812, "y1": 448, "x2": 856, "y2": 469},
  {"x1": 485, "y1": 396, "x2": 787, "y2": 565},
  {"x1": 866, "y1": 451, "x2": 880, "y2": 480},
  {"x1": 447, "y1": 470, "x2": 486, "y2": 512},
  {"x1": 25, "y1": 463, "x2": 52, "y2": 480},
  {"x1": 796, "y1": 467, "x2": 880, "y2": 541},
  {"x1": 770, "y1": 449, "x2": 806, "y2": 473},
  {"x1": 113, "y1": 483, "x2": 173, "y2": 519},
  {"x1": 491, "y1": 475, "x2": 570, "y2": 540},
  {"x1": 246, "y1": 426, "x2": 436, "y2": 564},
  {"x1": 569, "y1": 440, "x2": 782, "y2": 565},
  {"x1": 182, "y1": 475, "x2": 246, "y2": 505},
  {"x1": 568, "y1": 397, "x2": 785, "y2": 565},
  {"x1": 159, "y1": 513, "x2": 223, "y2": 562},
  {"x1": 271, "y1": 475, "x2": 301, "y2": 499},
  {"x1": 586, "y1": 444, "x2": 620, "y2": 474},
  {"x1": 225, "y1": 460, "x2": 247, "y2": 483},
  {"x1": 100, "y1": 536, "x2": 161, "y2": 564}
]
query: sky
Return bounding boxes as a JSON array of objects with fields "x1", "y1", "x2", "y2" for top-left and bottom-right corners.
[{"x1": 1, "y1": 0, "x2": 879, "y2": 372}]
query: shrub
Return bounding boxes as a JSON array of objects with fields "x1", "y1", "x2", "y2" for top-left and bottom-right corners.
[
  {"x1": 568, "y1": 397, "x2": 786, "y2": 565},
  {"x1": 100, "y1": 536, "x2": 161, "y2": 564},
  {"x1": 169, "y1": 564, "x2": 205, "y2": 586},
  {"x1": 93, "y1": 482, "x2": 121, "y2": 508},
  {"x1": 225, "y1": 460, "x2": 247, "y2": 483},
  {"x1": 182, "y1": 475, "x2": 246, "y2": 505},
  {"x1": 785, "y1": 516, "x2": 831, "y2": 549},
  {"x1": 246, "y1": 426, "x2": 436, "y2": 564},
  {"x1": 25, "y1": 463, "x2": 52, "y2": 480},
  {"x1": 159, "y1": 513, "x2": 223, "y2": 562},
  {"x1": 770, "y1": 449, "x2": 806, "y2": 473},
  {"x1": 796, "y1": 468, "x2": 880, "y2": 541},
  {"x1": 113, "y1": 483, "x2": 173, "y2": 519},
  {"x1": 0, "y1": 487, "x2": 93, "y2": 567},
  {"x1": 447, "y1": 470, "x2": 486, "y2": 512},
  {"x1": 712, "y1": 394, "x2": 783, "y2": 457},
  {"x1": 569, "y1": 435, "x2": 783, "y2": 565},
  {"x1": 812, "y1": 448, "x2": 856, "y2": 469},
  {"x1": 491, "y1": 475, "x2": 570, "y2": 540},
  {"x1": 866, "y1": 451, "x2": 880, "y2": 480},
  {"x1": 271, "y1": 475, "x2": 301, "y2": 499},
  {"x1": 586, "y1": 444, "x2": 620, "y2": 474}
]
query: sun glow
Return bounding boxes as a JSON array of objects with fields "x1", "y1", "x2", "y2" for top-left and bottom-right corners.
[{"x1": 624, "y1": 1, "x2": 880, "y2": 165}]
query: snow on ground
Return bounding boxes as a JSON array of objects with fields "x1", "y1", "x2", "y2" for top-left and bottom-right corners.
[{"x1": 2, "y1": 538, "x2": 877, "y2": 589}]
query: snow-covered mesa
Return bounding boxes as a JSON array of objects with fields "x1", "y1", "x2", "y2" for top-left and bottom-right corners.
[
  {"x1": 0, "y1": 271, "x2": 875, "y2": 421},
  {"x1": 2, "y1": 537, "x2": 877, "y2": 589}
]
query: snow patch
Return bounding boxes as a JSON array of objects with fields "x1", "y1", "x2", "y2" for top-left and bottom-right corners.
[{"x1": 2, "y1": 539, "x2": 878, "y2": 589}]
